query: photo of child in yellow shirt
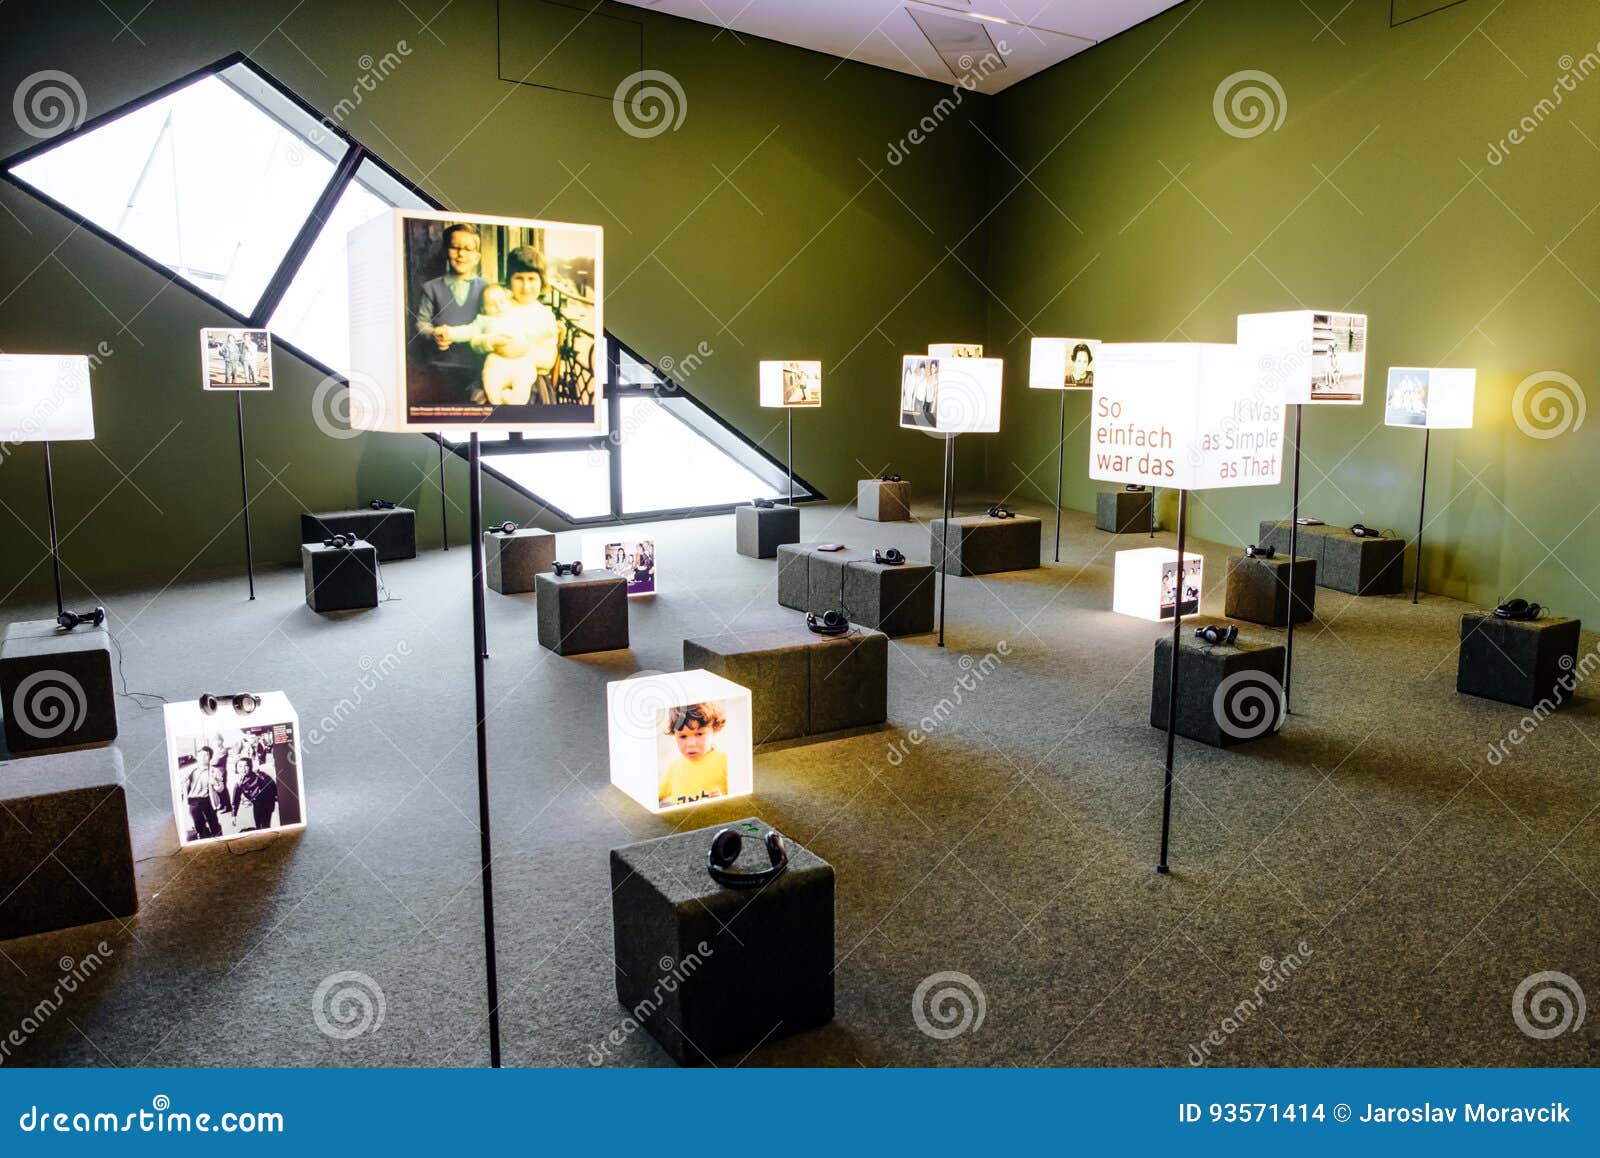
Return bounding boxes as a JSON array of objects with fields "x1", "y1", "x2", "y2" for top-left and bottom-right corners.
[{"x1": 658, "y1": 702, "x2": 730, "y2": 808}]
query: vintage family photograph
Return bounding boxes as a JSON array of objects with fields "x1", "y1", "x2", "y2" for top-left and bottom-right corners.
[
  {"x1": 404, "y1": 213, "x2": 601, "y2": 428},
  {"x1": 1160, "y1": 557, "x2": 1203, "y2": 619},
  {"x1": 201, "y1": 327, "x2": 272, "y2": 391},
  {"x1": 1385, "y1": 368, "x2": 1430, "y2": 426},
  {"x1": 900, "y1": 355, "x2": 938, "y2": 430}
]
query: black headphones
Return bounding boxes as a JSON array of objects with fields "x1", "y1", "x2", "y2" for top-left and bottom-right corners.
[
  {"x1": 368, "y1": 499, "x2": 397, "y2": 510},
  {"x1": 56, "y1": 606, "x2": 106, "y2": 631},
  {"x1": 1350, "y1": 523, "x2": 1382, "y2": 538},
  {"x1": 1195, "y1": 624, "x2": 1239, "y2": 647},
  {"x1": 806, "y1": 609, "x2": 849, "y2": 636},
  {"x1": 1493, "y1": 598, "x2": 1542, "y2": 621},
  {"x1": 880, "y1": 474, "x2": 902, "y2": 482},
  {"x1": 873, "y1": 547, "x2": 905, "y2": 566},
  {"x1": 986, "y1": 503, "x2": 1014, "y2": 519},
  {"x1": 199, "y1": 692, "x2": 260, "y2": 716},
  {"x1": 707, "y1": 826, "x2": 789, "y2": 889},
  {"x1": 752, "y1": 497, "x2": 777, "y2": 509},
  {"x1": 1245, "y1": 544, "x2": 1276, "y2": 559},
  {"x1": 552, "y1": 560, "x2": 584, "y2": 577},
  {"x1": 1124, "y1": 484, "x2": 1147, "y2": 492},
  {"x1": 323, "y1": 532, "x2": 357, "y2": 549},
  {"x1": 488, "y1": 521, "x2": 518, "y2": 535}
]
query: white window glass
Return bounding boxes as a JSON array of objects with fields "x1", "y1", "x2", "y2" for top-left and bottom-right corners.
[
  {"x1": 11, "y1": 73, "x2": 339, "y2": 314},
  {"x1": 489, "y1": 448, "x2": 611, "y2": 519},
  {"x1": 620, "y1": 396, "x2": 784, "y2": 513},
  {"x1": 268, "y1": 168, "x2": 402, "y2": 372}
]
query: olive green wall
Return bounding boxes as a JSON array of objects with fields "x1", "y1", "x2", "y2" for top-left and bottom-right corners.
[
  {"x1": 0, "y1": 0, "x2": 990, "y2": 600},
  {"x1": 983, "y1": 0, "x2": 1600, "y2": 619}
]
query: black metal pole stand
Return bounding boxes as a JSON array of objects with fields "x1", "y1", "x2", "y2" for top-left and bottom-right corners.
[
  {"x1": 1149, "y1": 489, "x2": 1156, "y2": 538},
  {"x1": 235, "y1": 393, "x2": 255, "y2": 600},
  {"x1": 1413, "y1": 428, "x2": 1430, "y2": 605},
  {"x1": 786, "y1": 409, "x2": 794, "y2": 505},
  {"x1": 439, "y1": 438, "x2": 450, "y2": 552},
  {"x1": 938, "y1": 436, "x2": 954, "y2": 647},
  {"x1": 1157, "y1": 487, "x2": 1189, "y2": 875},
  {"x1": 468, "y1": 434, "x2": 502, "y2": 1068},
  {"x1": 1285, "y1": 405, "x2": 1303, "y2": 713},
  {"x1": 42, "y1": 441, "x2": 63, "y2": 617},
  {"x1": 1053, "y1": 391, "x2": 1065, "y2": 563}
]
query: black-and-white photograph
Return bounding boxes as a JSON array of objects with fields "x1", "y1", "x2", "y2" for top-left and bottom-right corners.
[
  {"x1": 1160, "y1": 557, "x2": 1202, "y2": 619},
  {"x1": 1385, "y1": 367, "x2": 1429, "y2": 426},
  {"x1": 201, "y1": 327, "x2": 272, "y2": 391},
  {"x1": 900, "y1": 355, "x2": 938, "y2": 430},
  {"x1": 164, "y1": 695, "x2": 305, "y2": 847},
  {"x1": 1310, "y1": 312, "x2": 1366, "y2": 402},
  {"x1": 404, "y1": 212, "x2": 600, "y2": 428}
]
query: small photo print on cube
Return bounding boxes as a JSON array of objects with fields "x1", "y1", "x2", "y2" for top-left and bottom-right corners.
[
  {"x1": 1385, "y1": 367, "x2": 1429, "y2": 426},
  {"x1": 201, "y1": 328, "x2": 272, "y2": 391},
  {"x1": 1161, "y1": 557, "x2": 1202, "y2": 619},
  {"x1": 928, "y1": 343, "x2": 982, "y2": 358},
  {"x1": 656, "y1": 697, "x2": 751, "y2": 810},
  {"x1": 164, "y1": 693, "x2": 305, "y2": 847},
  {"x1": 605, "y1": 538, "x2": 655, "y2": 595},
  {"x1": 1309, "y1": 312, "x2": 1366, "y2": 402},
  {"x1": 900, "y1": 356, "x2": 938, "y2": 430}
]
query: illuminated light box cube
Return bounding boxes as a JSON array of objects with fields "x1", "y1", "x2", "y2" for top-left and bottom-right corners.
[
  {"x1": 759, "y1": 360, "x2": 821, "y2": 407},
  {"x1": 607, "y1": 670, "x2": 754, "y2": 813},
  {"x1": 898, "y1": 355, "x2": 1003, "y2": 433},
  {"x1": 163, "y1": 691, "x2": 306, "y2": 848},
  {"x1": 1237, "y1": 310, "x2": 1369, "y2": 405},
  {"x1": 582, "y1": 533, "x2": 656, "y2": 596},
  {"x1": 0, "y1": 354, "x2": 94, "y2": 442},
  {"x1": 1114, "y1": 547, "x2": 1203, "y2": 621},
  {"x1": 1030, "y1": 337, "x2": 1100, "y2": 390},
  {"x1": 928, "y1": 343, "x2": 982, "y2": 358},
  {"x1": 1089, "y1": 343, "x2": 1285, "y2": 490},
  {"x1": 1384, "y1": 367, "x2": 1476, "y2": 429}
]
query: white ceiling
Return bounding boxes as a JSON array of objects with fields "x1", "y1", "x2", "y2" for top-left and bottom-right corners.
[{"x1": 616, "y1": 0, "x2": 1187, "y2": 94}]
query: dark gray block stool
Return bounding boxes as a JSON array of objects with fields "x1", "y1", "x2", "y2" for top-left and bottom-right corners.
[
  {"x1": 610, "y1": 817, "x2": 833, "y2": 1066},
  {"x1": 0, "y1": 745, "x2": 137, "y2": 939},
  {"x1": 1457, "y1": 613, "x2": 1582, "y2": 709},
  {"x1": 1, "y1": 619, "x2": 117, "y2": 756},
  {"x1": 484, "y1": 527, "x2": 555, "y2": 595},
  {"x1": 776, "y1": 544, "x2": 932, "y2": 635},
  {"x1": 301, "y1": 506, "x2": 417, "y2": 561},
  {"x1": 932, "y1": 514, "x2": 1042, "y2": 576},
  {"x1": 736, "y1": 503, "x2": 801, "y2": 559},
  {"x1": 301, "y1": 539, "x2": 379, "y2": 613},
  {"x1": 536, "y1": 570, "x2": 629, "y2": 655},
  {"x1": 1225, "y1": 553, "x2": 1316, "y2": 626},
  {"x1": 1096, "y1": 489, "x2": 1153, "y2": 534},
  {"x1": 684, "y1": 624, "x2": 889, "y2": 742},
  {"x1": 1257, "y1": 520, "x2": 1404, "y2": 595},
  {"x1": 1150, "y1": 632, "x2": 1286, "y2": 748},
  {"x1": 776, "y1": 543, "x2": 812, "y2": 611},
  {"x1": 856, "y1": 478, "x2": 911, "y2": 521}
]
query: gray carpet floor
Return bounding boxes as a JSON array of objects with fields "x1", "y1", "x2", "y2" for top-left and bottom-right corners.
[{"x1": 1, "y1": 494, "x2": 1597, "y2": 1068}]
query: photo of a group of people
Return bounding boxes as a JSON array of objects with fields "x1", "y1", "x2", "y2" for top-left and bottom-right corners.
[
  {"x1": 403, "y1": 211, "x2": 601, "y2": 429},
  {"x1": 165, "y1": 702, "x2": 304, "y2": 847},
  {"x1": 1310, "y1": 312, "x2": 1366, "y2": 402},
  {"x1": 759, "y1": 360, "x2": 821, "y2": 407},
  {"x1": 201, "y1": 328, "x2": 272, "y2": 391},
  {"x1": 605, "y1": 539, "x2": 656, "y2": 596},
  {"x1": 929, "y1": 343, "x2": 982, "y2": 358},
  {"x1": 1160, "y1": 557, "x2": 1203, "y2": 619},
  {"x1": 655, "y1": 697, "x2": 750, "y2": 809},
  {"x1": 1385, "y1": 368, "x2": 1429, "y2": 426},
  {"x1": 900, "y1": 356, "x2": 939, "y2": 430}
]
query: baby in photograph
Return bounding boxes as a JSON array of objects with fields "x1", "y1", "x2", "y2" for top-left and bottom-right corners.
[
  {"x1": 659, "y1": 702, "x2": 729, "y2": 807},
  {"x1": 437, "y1": 247, "x2": 559, "y2": 406}
]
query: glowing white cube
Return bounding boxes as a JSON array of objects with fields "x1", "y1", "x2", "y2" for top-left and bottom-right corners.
[
  {"x1": 1384, "y1": 367, "x2": 1476, "y2": 429},
  {"x1": 1237, "y1": 309, "x2": 1369, "y2": 405},
  {"x1": 1113, "y1": 547, "x2": 1203, "y2": 622},
  {"x1": 607, "y1": 670, "x2": 753, "y2": 813}
]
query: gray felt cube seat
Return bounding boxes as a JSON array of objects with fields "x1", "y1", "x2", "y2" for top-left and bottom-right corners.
[
  {"x1": 1, "y1": 619, "x2": 117, "y2": 756},
  {"x1": 1457, "y1": 612, "x2": 1582, "y2": 709},
  {"x1": 1150, "y1": 630, "x2": 1286, "y2": 748},
  {"x1": 735, "y1": 503, "x2": 801, "y2": 559},
  {"x1": 683, "y1": 623, "x2": 888, "y2": 743},
  {"x1": 856, "y1": 478, "x2": 911, "y2": 522},
  {"x1": 536, "y1": 570, "x2": 629, "y2": 655},
  {"x1": 300, "y1": 506, "x2": 416, "y2": 561},
  {"x1": 775, "y1": 543, "x2": 935, "y2": 637},
  {"x1": 1096, "y1": 488, "x2": 1153, "y2": 534},
  {"x1": 0, "y1": 745, "x2": 137, "y2": 940},
  {"x1": 1225, "y1": 553, "x2": 1316, "y2": 626},
  {"x1": 609, "y1": 817, "x2": 833, "y2": 1066},
  {"x1": 301, "y1": 539, "x2": 379, "y2": 613},
  {"x1": 484, "y1": 527, "x2": 555, "y2": 595},
  {"x1": 1257, "y1": 520, "x2": 1405, "y2": 596},
  {"x1": 931, "y1": 514, "x2": 1042, "y2": 576}
]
